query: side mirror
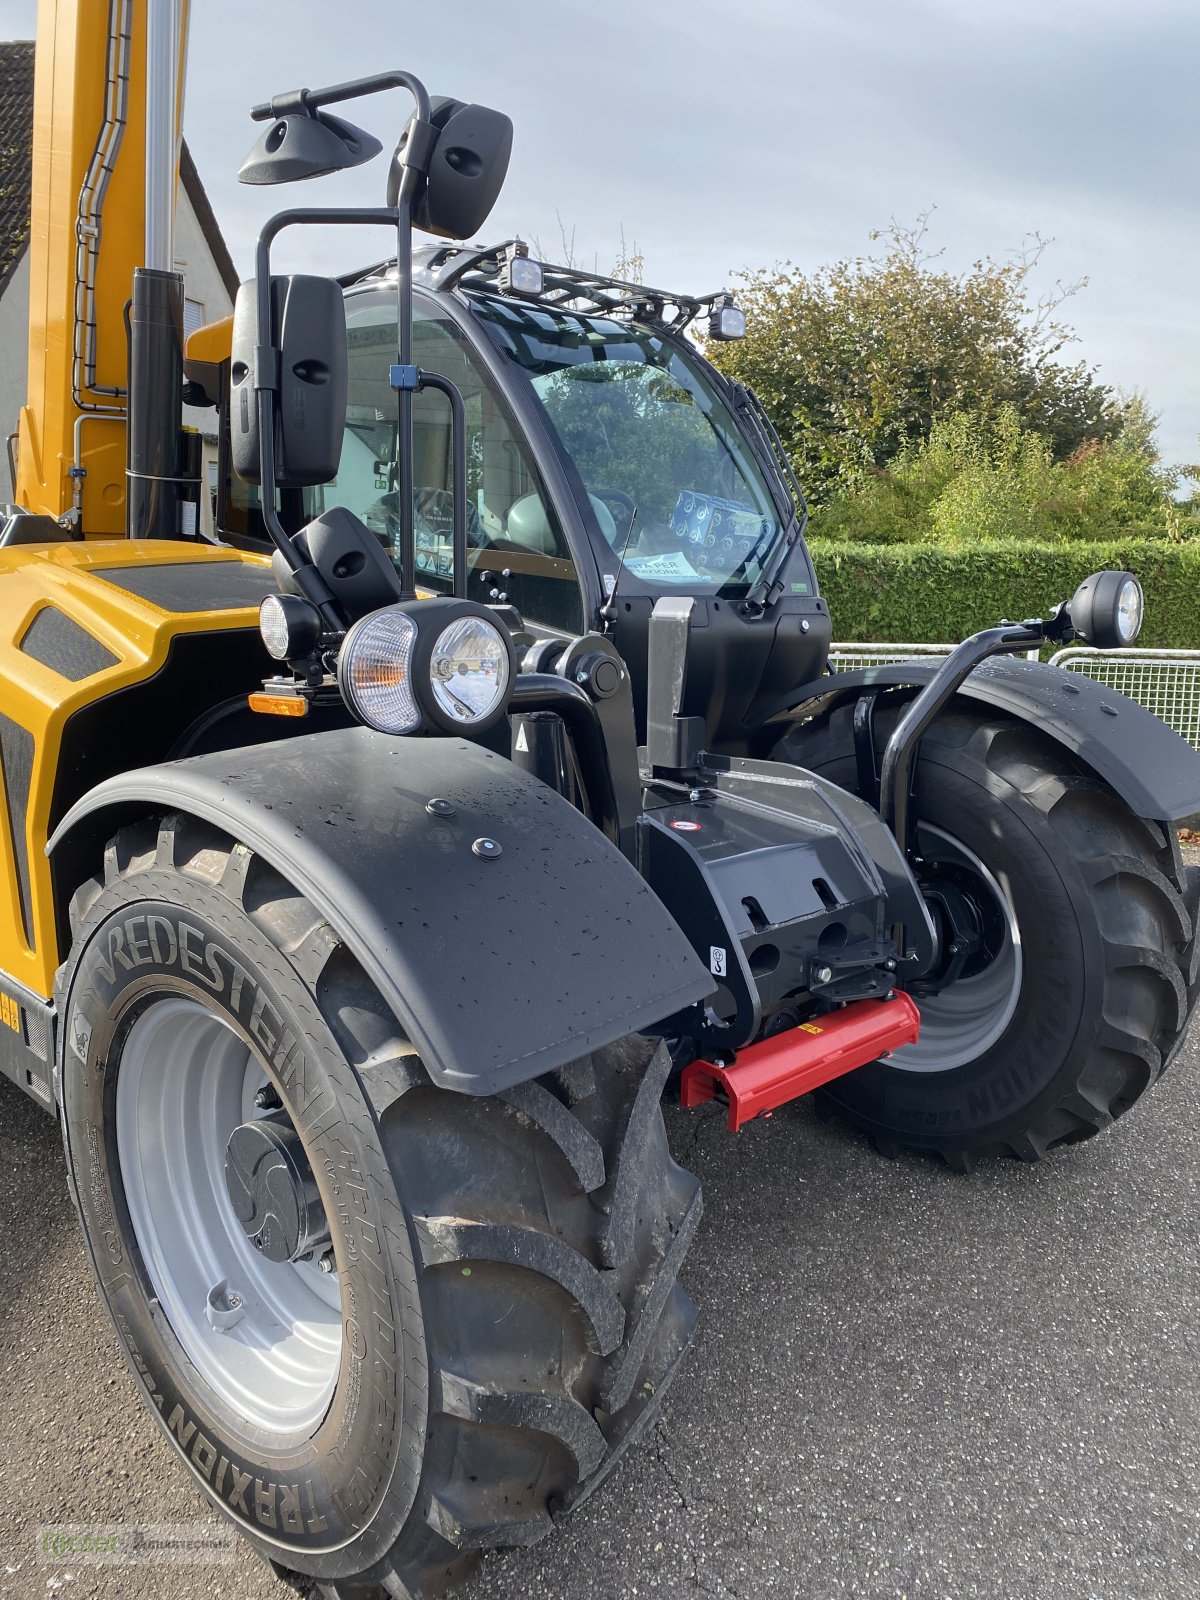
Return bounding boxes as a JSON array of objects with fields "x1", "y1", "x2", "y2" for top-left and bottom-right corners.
[
  {"x1": 273, "y1": 506, "x2": 403, "y2": 620},
  {"x1": 1068, "y1": 569, "x2": 1144, "y2": 649},
  {"x1": 238, "y1": 110, "x2": 382, "y2": 185},
  {"x1": 398, "y1": 97, "x2": 513, "y2": 239},
  {"x1": 230, "y1": 275, "x2": 347, "y2": 486}
]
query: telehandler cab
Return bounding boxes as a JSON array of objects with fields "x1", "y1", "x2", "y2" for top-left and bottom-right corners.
[{"x1": 3, "y1": 6, "x2": 1199, "y2": 1596}]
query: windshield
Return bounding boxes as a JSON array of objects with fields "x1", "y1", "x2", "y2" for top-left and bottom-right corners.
[{"x1": 471, "y1": 298, "x2": 788, "y2": 594}]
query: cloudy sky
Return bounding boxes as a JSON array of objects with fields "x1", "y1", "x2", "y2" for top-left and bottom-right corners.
[{"x1": 2, "y1": 0, "x2": 1197, "y2": 471}]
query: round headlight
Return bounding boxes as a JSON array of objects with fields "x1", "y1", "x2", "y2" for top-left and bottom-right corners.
[
  {"x1": 259, "y1": 593, "x2": 320, "y2": 662},
  {"x1": 427, "y1": 614, "x2": 511, "y2": 729},
  {"x1": 337, "y1": 607, "x2": 420, "y2": 734},
  {"x1": 1114, "y1": 574, "x2": 1144, "y2": 645},
  {"x1": 1068, "y1": 569, "x2": 1144, "y2": 650}
]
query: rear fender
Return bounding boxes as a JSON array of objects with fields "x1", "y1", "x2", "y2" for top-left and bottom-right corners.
[
  {"x1": 758, "y1": 656, "x2": 1200, "y2": 823},
  {"x1": 48, "y1": 727, "x2": 711, "y2": 1094}
]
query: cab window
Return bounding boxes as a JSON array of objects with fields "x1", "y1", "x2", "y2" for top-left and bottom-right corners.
[
  {"x1": 329, "y1": 294, "x2": 584, "y2": 633},
  {"x1": 220, "y1": 292, "x2": 584, "y2": 635}
]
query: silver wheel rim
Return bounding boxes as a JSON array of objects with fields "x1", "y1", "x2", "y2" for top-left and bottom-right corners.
[
  {"x1": 115, "y1": 997, "x2": 341, "y2": 1441},
  {"x1": 892, "y1": 825, "x2": 1024, "y2": 1075}
]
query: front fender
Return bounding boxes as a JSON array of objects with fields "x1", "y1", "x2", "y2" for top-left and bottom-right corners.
[
  {"x1": 48, "y1": 727, "x2": 711, "y2": 1093},
  {"x1": 759, "y1": 656, "x2": 1200, "y2": 823}
]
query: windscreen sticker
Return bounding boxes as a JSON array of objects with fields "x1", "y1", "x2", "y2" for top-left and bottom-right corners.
[{"x1": 624, "y1": 550, "x2": 702, "y2": 581}]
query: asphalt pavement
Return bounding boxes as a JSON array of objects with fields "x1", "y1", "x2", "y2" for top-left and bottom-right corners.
[{"x1": 2, "y1": 917, "x2": 1199, "y2": 1600}]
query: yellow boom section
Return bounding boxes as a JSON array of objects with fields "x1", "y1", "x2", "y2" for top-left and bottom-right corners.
[{"x1": 16, "y1": 0, "x2": 189, "y2": 534}]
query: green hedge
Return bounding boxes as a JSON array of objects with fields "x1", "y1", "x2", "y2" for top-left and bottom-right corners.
[{"x1": 809, "y1": 539, "x2": 1200, "y2": 650}]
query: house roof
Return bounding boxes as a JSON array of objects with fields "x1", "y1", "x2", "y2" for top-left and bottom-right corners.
[
  {"x1": 0, "y1": 36, "x2": 238, "y2": 303},
  {"x1": 180, "y1": 142, "x2": 240, "y2": 301},
  {"x1": 0, "y1": 40, "x2": 34, "y2": 298}
]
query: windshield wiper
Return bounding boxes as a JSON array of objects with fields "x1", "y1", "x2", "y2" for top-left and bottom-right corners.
[{"x1": 727, "y1": 382, "x2": 810, "y2": 609}]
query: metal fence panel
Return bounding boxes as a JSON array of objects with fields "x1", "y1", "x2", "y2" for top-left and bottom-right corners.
[
  {"x1": 1047, "y1": 648, "x2": 1200, "y2": 750},
  {"x1": 829, "y1": 642, "x2": 956, "y2": 674},
  {"x1": 830, "y1": 643, "x2": 1200, "y2": 750}
]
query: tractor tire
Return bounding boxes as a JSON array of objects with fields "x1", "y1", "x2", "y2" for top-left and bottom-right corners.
[
  {"x1": 776, "y1": 702, "x2": 1200, "y2": 1168},
  {"x1": 57, "y1": 813, "x2": 701, "y2": 1598}
]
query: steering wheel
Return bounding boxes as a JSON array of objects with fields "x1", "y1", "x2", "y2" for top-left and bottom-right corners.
[{"x1": 588, "y1": 486, "x2": 636, "y2": 547}]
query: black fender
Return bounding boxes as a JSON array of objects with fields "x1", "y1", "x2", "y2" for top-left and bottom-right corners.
[
  {"x1": 756, "y1": 655, "x2": 1200, "y2": 823},
  {"x1": 47, "y1": 726, "x2": 712, "y2": 1094}
]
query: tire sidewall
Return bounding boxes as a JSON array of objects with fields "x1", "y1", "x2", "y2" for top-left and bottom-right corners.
[
  {"x1": 59, "y1": 862, "x2": 428, "y2": 1578},
  {"x1": 810, "y1": 725, "x2": 1106, "y2": 1143}
]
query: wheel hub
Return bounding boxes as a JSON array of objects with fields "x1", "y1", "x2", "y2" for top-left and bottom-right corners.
[
  {"x1": 224, "y1": 1112, "x2": 330, "y2": 1264},
  {"x1": 889, "y1": 824, "x2": 1024, "y2": 1075},
  {"x1": 115, "y1": 997, "x2": 342, "y2": 1439}
]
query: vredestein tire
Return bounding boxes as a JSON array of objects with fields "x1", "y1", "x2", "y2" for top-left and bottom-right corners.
[
  {"x1": 58, "y1": 813, "x2": 702, "y2": 1598},
  {"x1": 776, "y1": 702, "x2": 1200, "y2": 1168}
]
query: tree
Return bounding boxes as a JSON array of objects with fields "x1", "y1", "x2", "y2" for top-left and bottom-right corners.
[{"x1": 706, "y1": 216, "x2": 1127, "y2": 506}]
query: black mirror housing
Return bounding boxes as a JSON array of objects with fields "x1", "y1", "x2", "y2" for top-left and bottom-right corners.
[
  {"x1": 406, "y1": 98, "x2": 513, "y2": 239},
  {"x1": 230, "y1": 275, "x2": 348, "y2": 486},
  {"x1": 238, "y1": 110, "x2": 382, "y2": 185},
  {"x1": 275, "y1": 506, "x2": 404, "y2": 621}
]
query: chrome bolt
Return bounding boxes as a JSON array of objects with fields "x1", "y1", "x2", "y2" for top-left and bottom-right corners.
[
  {"x1": 472, "y1": 837, "x2": 503, "y2": 860},
  {"x1": 813, "y1": 964, "x2": 833, "y2": 985},
  {"x1": 318, "y1": 1253, "x2": 335, "y2": 1274}
]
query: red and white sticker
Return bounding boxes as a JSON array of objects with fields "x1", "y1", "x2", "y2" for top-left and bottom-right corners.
[{"x1": 669, "y1": 819, "x2": 702, "y2": 832}]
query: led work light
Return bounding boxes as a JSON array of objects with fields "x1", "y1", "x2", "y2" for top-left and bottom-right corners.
[
  {"x1": 707, "y1": 296, "x2": 746, "y2": 341},
  {"x1": 259, "y1": 593, "x2": 322, "y2": 661}
]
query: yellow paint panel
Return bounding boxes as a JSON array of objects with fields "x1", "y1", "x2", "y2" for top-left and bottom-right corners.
[
  {"x1": 185, "y1": 315, "x2": 233, "y2": 365},
  {"x1": 0, "y1": 540, "x2": 271, "y2": 997}
]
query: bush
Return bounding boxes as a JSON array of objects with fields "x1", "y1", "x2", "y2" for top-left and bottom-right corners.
[
  {"x1": 809, "y1": 538, "x2": 1200, "y2": 651},
  {"x1": 813, "y1": 403, "x2": 1181, "y2": 546}
]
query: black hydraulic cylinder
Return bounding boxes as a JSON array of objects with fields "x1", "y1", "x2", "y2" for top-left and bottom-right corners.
[{"x1": 127, "y1": 268, "x2": 186, "y2": 539}]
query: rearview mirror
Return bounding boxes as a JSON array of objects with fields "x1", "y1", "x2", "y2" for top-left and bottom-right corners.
[
  {"x1": 397, "y1": 97, "x2": 513, "y2": 239},
  {"x1": 238, "y1": 110, "x2": 382, "y2": 185},
  {"x1": 230, "y1": 275, "x2": 347, "y2": 486}
]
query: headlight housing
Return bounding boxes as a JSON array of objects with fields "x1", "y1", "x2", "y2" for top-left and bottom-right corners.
[
  {"x1": 259, "y1": 592, "x2": 321, "y2": 662},
  {"x1": 337, "y1": 598, "x2": 515, "y2": 736},
  {"x1": 337, "y1": 607, "x2": 421, "y2": 733},
  {"x1": 1068, "y1": 570, "x2": 1144, "y2": 650}
]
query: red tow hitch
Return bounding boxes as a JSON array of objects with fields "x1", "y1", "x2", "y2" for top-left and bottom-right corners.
[{"x1": 680, "y1": 992, "x2": 921, "y2": 1132}]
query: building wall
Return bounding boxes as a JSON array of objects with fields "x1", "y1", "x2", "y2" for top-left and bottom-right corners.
[
  {"x1": 174, "y1": 178, "x2": 235, "y2": 536},
  {"x1": 0, "y1": 246, "x2": 30, "y2": 501},
  {"x1": 0, "y1": 175, "x2": 235, "y2": 531}
]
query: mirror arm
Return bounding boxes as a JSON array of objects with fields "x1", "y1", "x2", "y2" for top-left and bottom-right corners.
[
  {"x1": 252, "y1": 205, "x2": 399, "y2": 629},
  {"x1": 251, "y1": 70, "x2": 432, "y2": 127}
]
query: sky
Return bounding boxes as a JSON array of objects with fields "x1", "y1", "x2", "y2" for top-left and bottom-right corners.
[{"x1": 1, "y1": 0, "x2": 1196, "y2": 473}]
